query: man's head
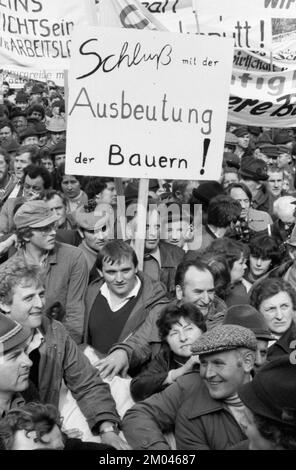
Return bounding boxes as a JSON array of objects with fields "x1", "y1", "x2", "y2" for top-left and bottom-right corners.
[
  {"x1": 26, "y1": 104, "x2": 44, "y2": 121},
  {"x1": 160, "y1": 203, "x2": 193, "y2": 248},
  {"x1": 226, "y1": 182, "x2": 252, "y2": 220},
  {"x1": 50, "y1": 140, "x2": 66, "y2": 168},
  {"x1": 250, "y1": 278, "x2": 296, "y2": 336},
  {"x1": 267, "y1": 165, "x2": 284, "y2": 198},
  {"x1": 172, "y1": 180, "x2": 195, "y2": 204},
  {"x1": 84, "y1": 177, "x2": 117, "y2": 205},
  {"x1": 43, "y1": 190, "x2": 68, "y2": 227},
  {"x1": 46, "y1": 116, "x2": 66, "y2": 145},
  {"x1": 277, "y1": 145, "x2": 292, "y2": 168},
  {"x1": 207, "y1": 195, "x2": 241, "y2": 230},
  {"x1": 223, "y1": 304, "x2": 275, "y2": 371},
  {"x1": 10, "y1": 110, "x2": 28, "y2": 136},
  {"x1": 15, "y1": 91, "x2": 29, "y2": 111},
  {"x1": 175, "y1": 259, "x2": 215, "y2": 317},
  {"x1": 192, "y1": 324, "x2": 256, "y2": 399},
  {"x1": 13, "y1": 146, "x2": 39, "y2": 180},
  {"x1": 233, "y1": 127, "x2": 250, "y2": 150},
  {"x1": 19, "y1": 125, "x2": 39, "y2": 146},
  {"x1": 96, "y1": 240, "x2": 138, "y2": 298},
  {"x1": 239, "y1": 157, "x2": 268, "y2": 198},
  {"x1": 0, "y1": 402, "x2": 65, "y2": 450},
  {"x1": 75, "y1": 205, "x2": 113, "y2": 252},
  {"x1": 0, "y1": 261, "x2": 46, "y2": 330},
  {"x1": 0, "y1": 121, "x2": 14, "y2": 145},
  {"x1": 0, "y1": 311, "x2": 32, "y2": 395},
  {"x1": 22, "y1": 164, "x2": 52, "y2": 201},
  {"x1": 14, "y1": 200, "x2": 59, "y2": 253}
]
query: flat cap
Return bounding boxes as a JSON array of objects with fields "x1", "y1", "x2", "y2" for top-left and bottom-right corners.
[{"x1": 191, "y1": 324, "x2": 257, "y2": 356}]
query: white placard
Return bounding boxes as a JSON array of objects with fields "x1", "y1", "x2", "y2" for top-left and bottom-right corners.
[{"x1": 66, "y1": 26, "x2": 233, "y2": 180}]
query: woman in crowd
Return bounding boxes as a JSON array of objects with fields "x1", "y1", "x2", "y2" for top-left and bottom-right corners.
[
  {"x1": 55, "y1": 163, "x2": 88, "y2": 214},
  {"x1": 206, "y1": 238, "x2": 249, "y2": 306},
  {"x1": 244, "y1": 234, "x2": 281, "y2": 286},
  {"x1": 130, "y1": 303, "x2": 206, "y2": 402}
]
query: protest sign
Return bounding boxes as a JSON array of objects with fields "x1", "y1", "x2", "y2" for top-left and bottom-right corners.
[
  {"x1": 66, "y1": 26, "x2": 233, "y2": 181},
  {"x1": 0, "y1": 0, "x2": 90, "y2": 69}
]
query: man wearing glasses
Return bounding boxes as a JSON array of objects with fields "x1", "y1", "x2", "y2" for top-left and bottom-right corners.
[{"x1": 2, "y1": 199, "x2": 88, "y2": 344}]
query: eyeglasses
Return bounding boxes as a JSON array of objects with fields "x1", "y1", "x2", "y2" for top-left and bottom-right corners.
[{"x1": 32, "y1": 222, "x2": 59, "y2": 235}]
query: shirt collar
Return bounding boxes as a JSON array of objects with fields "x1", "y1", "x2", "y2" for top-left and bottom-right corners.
[
  {"x1": 100, "y1": 275, "x2": 141, "y2": 303},
  {"x1": 27, "y1": 328, "x2": 45, "y2": 354}
]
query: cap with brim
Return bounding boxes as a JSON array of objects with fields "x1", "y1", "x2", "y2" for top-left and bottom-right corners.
[
  {"x1": 19, "y1": 126, "x2": 38, "y2": 140},
  {"x1": 14, "y1": 200, "x2": 59, "y2": 229},
  {"x1": 191, "y1": 324, "x2": 257, "y2": 356},
  {"x1": 223, "y1": 305, "x2": 275, "y2": 341}
]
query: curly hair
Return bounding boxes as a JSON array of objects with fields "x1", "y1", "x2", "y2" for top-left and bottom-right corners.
[
  {"x1": 0, "y1": 402, "x2": 63, "y2": 450},
  {"x1": 156, "y1": 302, "x2": 207, "y2": 341},
  {"x1": 0, "y1": 261, "x2": 44, "y2": 305},
  {"x1": 250, "y1": 277, "x2": 296, "y2": 311}
]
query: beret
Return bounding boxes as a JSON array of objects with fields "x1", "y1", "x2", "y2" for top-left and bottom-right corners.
[{"x1": 191, "y1": 324, "x2": 257, "y2": 356}]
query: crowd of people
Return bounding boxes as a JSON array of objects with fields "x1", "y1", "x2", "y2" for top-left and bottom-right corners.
[{"x1": 0, "y1": 79, "x2": 295, "y2": 451}]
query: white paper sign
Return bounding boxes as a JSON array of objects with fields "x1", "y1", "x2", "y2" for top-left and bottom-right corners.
[{"x1": 66, "y1": 26, "x2": 233, "y2": 180}]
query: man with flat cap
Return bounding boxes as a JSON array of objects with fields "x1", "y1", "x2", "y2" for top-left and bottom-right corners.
[{"x1": 122, "y1": 324, "x2": 257, "y2": 450}]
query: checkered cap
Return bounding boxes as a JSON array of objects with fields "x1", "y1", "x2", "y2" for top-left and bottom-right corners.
[{"x1": 191, "y1": 324, "x2": 257, "y2": 356}]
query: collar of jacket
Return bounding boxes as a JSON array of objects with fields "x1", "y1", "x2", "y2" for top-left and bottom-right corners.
[{"x1": 185, "y1": 374, "x2": 225, "y2": 419}]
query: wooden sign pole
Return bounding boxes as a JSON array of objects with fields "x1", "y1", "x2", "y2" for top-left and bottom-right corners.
[{"x1": 134, "y1": 178, "x2": 149, "y2": 271}]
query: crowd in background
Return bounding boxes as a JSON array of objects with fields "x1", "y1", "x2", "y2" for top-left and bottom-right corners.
[{"x1": 0, "y1": 78, "x2": 295, "y2": 451}]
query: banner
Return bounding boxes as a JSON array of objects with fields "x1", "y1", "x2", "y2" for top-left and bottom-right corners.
[
  {"x1": 0, "y1": 0, "x2": 90, "y2": 69},
  {"x1": 229, "y1": 68, "x2": 296, "y2": 126},
  {"x1": 196, "y1": 0, "x2": 296, "y2": 67},
  {"x1": 66, "y1": 26, "x2": 233, "y2": 180},
  {"x1": 0, "y1": 66, "x2": 64, "y2": 87},
  {"x1": 97, "y1": 0, "x2": 167, "y2": 30},
  {"x1": 140, "y1": 0, "x2": 197, "y2": 32}
]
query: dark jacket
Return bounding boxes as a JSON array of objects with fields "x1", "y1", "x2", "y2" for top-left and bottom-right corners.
[
  {"x1": 267, "y1": 322, "x2": 296, "y2": 361},
  {"x1": 130, "y1": 344, "x2": 188, "y2": 402},
  {"x1": 83, "y1": 271, "x2": 169, "y2": 349},
  {"x1": 157, "y1": 241, "x2": 185, "y2": 297},
  {"x1": 110, "y1": 296, "x2": 226, "y2": 373},
  {"x1": 38, "y1": 316, "x2": 120, "y2": 431},
  {"x1": 122, "y1": 371, "x2": 247, "y2": 450},
  {"x1": 253, "y1": 185, "x2": 274, "y2": 215},
  {"x1": 5, "y1": 243, "x2": 89, "y2": 344}
]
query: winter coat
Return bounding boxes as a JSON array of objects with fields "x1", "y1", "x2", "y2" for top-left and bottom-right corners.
[
  {"x1": 122, "y1": 371, "x2": 246, "y2": 450},
  {"x1": 38, "y1": 316, "x2": 120, "y2": 431}
]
